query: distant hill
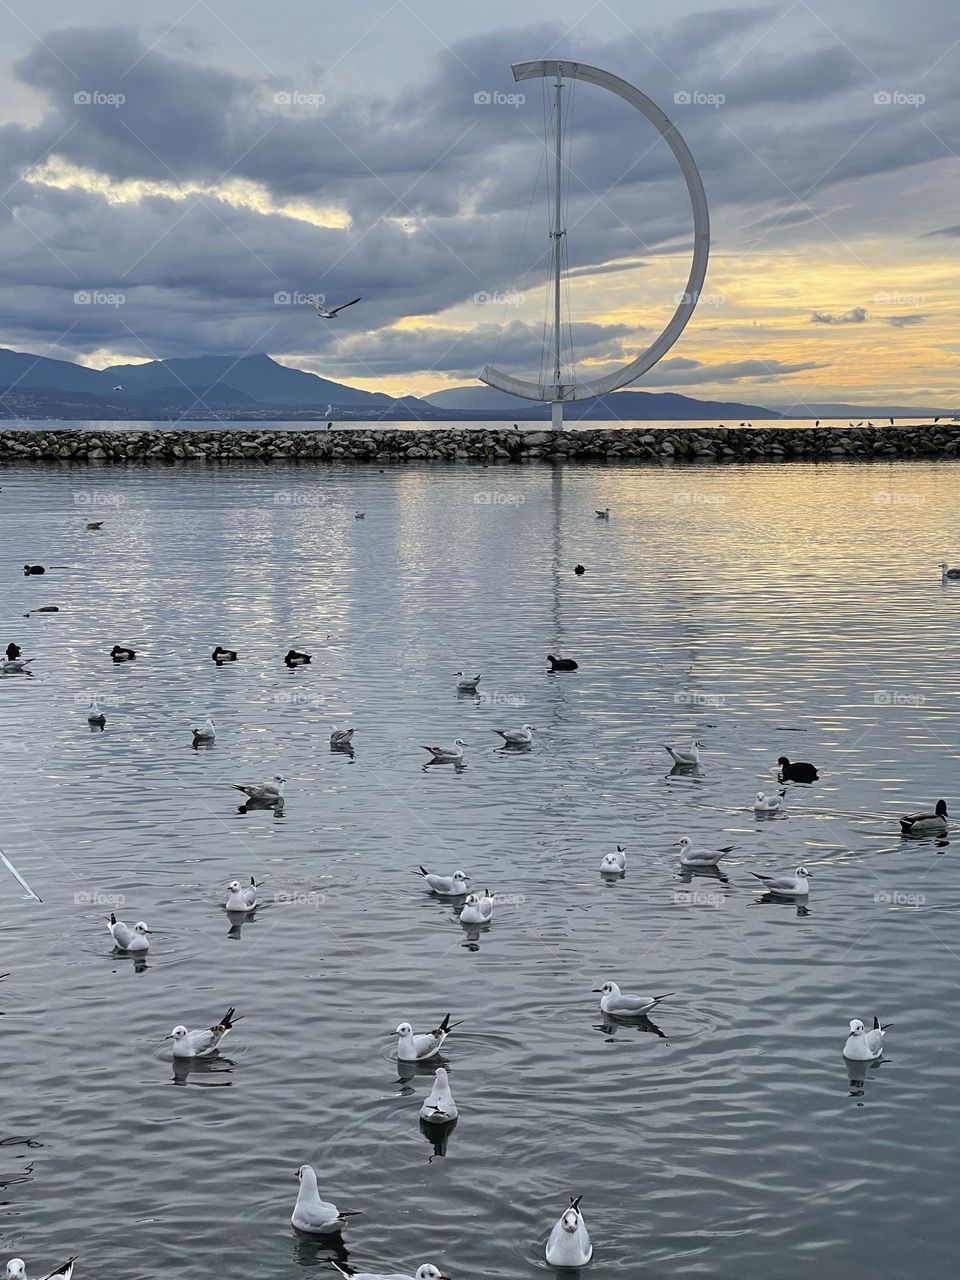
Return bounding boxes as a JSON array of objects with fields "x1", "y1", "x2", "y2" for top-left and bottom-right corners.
[{"x1": 423, "y1": 383, "x2": 784, "y2": 420}]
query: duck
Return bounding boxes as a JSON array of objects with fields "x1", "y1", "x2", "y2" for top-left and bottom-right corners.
[
  {"x1": 284, "y1": 649, "x2": 311, "y2": 667},
  {"x1": 600, "y1": 846, "x2": 627, "y2": 875},
  {"x1": 419, "y1": 1066, "x2": 458, "y2": 1122},
  {"x1": 458, "y1": 890, "x2": 494, "y2": 925},
  {"x1": 899, "y1": 798, "x2": 948, "y2": 834},
  {"x1": 455, "y1": 671, "x2": 481, "y2": 692},
  {"x1": 754, "y1": 789, "x2": 786, "y2": 813},
  {"x1": 212, "y1": 646, "x2": 238, "y2": 664},
  {"x1": 86, "y1": 521, "x2": 104, "y2": 530},
  {"x1": 22, "y1": 565, "x2": 45, "y2": 576},
  {"x1": 226, "y1": 877, "x2": 260, "y2": 912},
  {"x1": 843, "y1": 1016, "x2": 888, "y2": 1061},
  {"x1": 574, "y1": 563, "x2": 585, "y2": 575},
  {"x1": 86, "y1": 697, "x2": 106, "y2": 727},
  {"x1": 678, "y1": 836, "x2": 730, "y2": 867},
  {"x1": 545, "y1": 1197, "x2": 593, "y2": 1268},
  {"x1": 291, "y1": 1163, "x2": 361, "y2": 1234},
  {"x1": 665, "y1": 739, "x2": 704, "y2": 767},
  {"x1": 108, "y1": 914, "x2": 150, "y2": 952},
  {"x1": 354, "y1": 511, "x2": 365, "y2": 520},
  {"x1": 5, "y1": 643, "x2": 20, "y2": 660},
  {"x1": 547, "y1": 654, "x2": 578, "y2": 671},
  {"x1": 110, "y1": 645, "x2": 136, "y2": 662},
  {"x1": 939, "y1": 562, "x2": 960, "y2": 580},
  {"x1": 751, "y1": 865, "x2": 811, "y2": 896},
  {"x1": 777, "y1": 756, "x2": 819, "y2": 783},
  {"x1": 192, "y1": 717, "x2": 215, "y2": 745},
  {"x1": 330, "y1": 728, "x2": 355, "y2": 749}
]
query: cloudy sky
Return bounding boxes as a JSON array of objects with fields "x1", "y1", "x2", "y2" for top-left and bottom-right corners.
[{"x1": 0, "y1": 0, "x2": 956, "y2": 408}]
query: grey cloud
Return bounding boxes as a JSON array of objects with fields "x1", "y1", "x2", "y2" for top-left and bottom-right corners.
[
  {"x1": 810, "y1": 307, "x2": 868, "y2": 324},
  {"x1": 887, "y1": 313, "x2": 928, "y2": 326}
]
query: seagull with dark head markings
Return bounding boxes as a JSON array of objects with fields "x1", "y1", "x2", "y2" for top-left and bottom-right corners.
[{"x1": 315, "y1": 297, "x2": 361, "y2": 319}]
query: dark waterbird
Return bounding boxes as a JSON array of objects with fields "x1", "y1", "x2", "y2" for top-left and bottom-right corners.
[
  {"x1": 547, "y1": 654, "x2": 578, "y2": 671},
  {"x1": 777, "y1": 755, "x2": 819, "y2": 783},
  {"x1": 900, "y1": 798, "x2": 948, "y2": 834},
  {"x1": 574, "y1": 564, "x2": 585, "y2": 575},
  {"x1": 285, "y1": 649, "x2": 311, "y2": 667},
  {"x1": 5, "y1": 643, "x2": 20, "y2": 660},
  {"x1": 212, "y1": 646, "x2": 238, "y2": 664},
  {"x1": 23, "y1": 565, "x2": 44, "y2": 575},
  {"x1": 110, "y1": 645, "x2": 137, "y2": 662}
]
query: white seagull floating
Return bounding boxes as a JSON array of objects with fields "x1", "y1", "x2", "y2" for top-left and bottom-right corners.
[
  {"x1": 108, "y1": 914, "x2": 150, "y2": 952},
  {"x1": 420, "y1": 740, "x2": 467, "y2": 763},
  {"x1": 594, "y1": 980, "x2": 672, "y2": 1018},
  {"x1": 395, "y1": 1014, "x2": 455, "y2": 1062},
  {"x1": 315, "y1": 296, "x2": 361, "y2": 319},
  {"x1": 419, "y1": 1066, "x2": 458, "y2": 1122},
  {"x1": 664, "y1": 739, "x2": 704, "y2": 767},
  {"x1": 5, "y1": 1258, "x2": 77, "y2": 1280},
  {"x1": 1, "y1": 657, "x2": 33, "y2": 675},
  {"x1": 751, "y1": 865, "x2": 811, "y2": 896},
  {"x1": 416, "y1": 867, "x2": 470, "y2": 896},
  {"x1": 545, "y1": 1196, "x2": 593, "y2": 1268},
  {"x1": 677, "y1": 836, "x2": 731, "y2": 868},
  {"x1": 291, "y1": 1164, "x2": 360, "y2": 1234},
  {"x1": 454, "y1": 671, "x2": 481, "y2": 692},
  {"x1": 86, "y1": 697, "x2": 106, "y2": 726},
  {"x1": 843, "y1": 1016, "x2": 889, "y2": 1061},
  {"x1": 232, "y1": 774, "x2": 285, "y2": 803},
  {"x1": 754, "y1": 790, "x2": 786, "y2": 813},
  {"x1": 458, "y1": 891, "x2": 494, "y2": 925},
  {"x1": 225, "y1": 877, "x2": 259, "y2": 912},
  {"x1": 170, "y1": 1006, "x2": 241, "y2": 1058},
  {"x1": 600, "y1": 845, "x2": 627, "y2": 875},
  {"x1": 332, "y1": 1265, "x2": 449, "y2": 1280},
  {"x1": 493, "y1": 723, "x2": 534, "y2": 746},
  {"x1": 192, "y1": 717, "x2": 215, "y2": 744}
]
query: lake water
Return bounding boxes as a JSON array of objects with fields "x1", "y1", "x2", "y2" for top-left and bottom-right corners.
[{"x1": 1, "y1": 459, "x2": 958, "y2": 1280}]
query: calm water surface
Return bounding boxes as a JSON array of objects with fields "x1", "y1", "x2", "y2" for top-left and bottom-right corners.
[{"x1": 1, "y1": 460, "x2": 959, "y2": 1279}]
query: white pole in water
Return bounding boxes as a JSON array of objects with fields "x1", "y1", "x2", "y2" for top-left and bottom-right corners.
[{"x1": 551, "y1": 66, "x2": 564, "y2": 431}]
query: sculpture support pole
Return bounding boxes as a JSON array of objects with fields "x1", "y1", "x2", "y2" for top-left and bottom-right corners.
[{"x1": 552, "y1": 67, "x2": 564, "y2": 430}]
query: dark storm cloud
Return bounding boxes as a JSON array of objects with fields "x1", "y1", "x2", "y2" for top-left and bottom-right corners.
[
  {"x1": 810, "y1": 307, "x2": 868, "y2": 324},
  {"x1": 0, "y1": 7, "x2": 956, "y2": 378}
]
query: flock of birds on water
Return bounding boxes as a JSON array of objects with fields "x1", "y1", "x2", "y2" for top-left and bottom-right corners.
[{"x1": 2, "y1": 510, "x2": 957, "y2": 1280}]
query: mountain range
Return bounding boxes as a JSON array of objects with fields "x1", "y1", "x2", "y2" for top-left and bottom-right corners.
[{"x1": 0, "y1": 347, "x2": 950, "y2": 422}]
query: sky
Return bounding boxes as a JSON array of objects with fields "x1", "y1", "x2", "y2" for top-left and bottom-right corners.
[{"x1": 0, "y1": 0, "x2": 956, "y2": 409}]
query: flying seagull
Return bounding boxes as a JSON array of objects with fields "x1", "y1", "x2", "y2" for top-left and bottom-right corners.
[{"x1": 315, "y1": 297, "x2": 361, "y2": 319}]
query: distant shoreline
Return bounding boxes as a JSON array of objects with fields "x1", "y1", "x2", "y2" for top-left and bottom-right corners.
[{"x1": 1, "y1": 423, "x2": 958, "y2": 465}]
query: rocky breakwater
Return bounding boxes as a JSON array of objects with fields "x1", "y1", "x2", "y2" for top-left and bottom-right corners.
[{"x1": 0, "y1": 424, "x2": 957, "y2": 464}]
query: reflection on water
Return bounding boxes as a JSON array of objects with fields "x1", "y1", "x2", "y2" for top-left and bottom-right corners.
[{"x1": 1, "y1": 459, "x2": 959, "y2": 1276}]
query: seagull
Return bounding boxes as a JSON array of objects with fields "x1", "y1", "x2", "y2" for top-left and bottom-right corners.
[
  {"x1": 899, "y1": 799, "x2": 948, "y2": 834},
  {"x1": 677, "y1": 836, "x2": 731, "y2": 868},
  {"x1": 593, "y1": 981, "x2": 672, "y2": 1018},
  {"x1": 600, "y1": 845, "x2": 626, "y2": 875},
  {"x1": 332, "y1": 1265, "x2": 449, "y2": 1280},
  {"x1": 291, "y1": 1164, "x2": 361, "y2": 1234},
  {"x1": 225, "y1": 877, "x2": 259, "y2": 912},
  {"x1": 86, "y1": 521, "x2": 104, "y2": 530},
  {"x1": 315, "y1": 297, "x2": 361, "y2": 319},
  {"x1": 420, "y1": 739, "x2": 467, "y2": 763},
  {"x1": 113, "y1": 384, "x2": 124, "y2": 392},
  {"x1": 108, "y1": 914, "x2": 150, "y2": 952},
  {"x1": 416, "y1": 868, "x2": 470, "y2": 896},
  {"x1": 232, "y1": 774, "x2": 285, "y2": 803},
  {"x1": 170, "y1": 1006, "x2": 241, "y2": 1058},
  {"x1": 459, "y1": 891, "x2": 494, "y2": 925},
  {"x1": 5, "y1": 1259, "x2": 77, "y2": 1280},
  {"x1": 330, "y1": 728, "x2": 355, "y2": 748},
  {"x1": 212, "y1": 646, "x2": 238, "y2": 664},
  {"x1": 455, "y1": 671, "x2": 481, "y2": 692},
  {"x1": 754, "y1": 789, "x2": 786, "y2": 813},
  {"x1": 547, "y1": 654, "x2": 578, "y2": 671},
  {"x1": 493, "y1": 723, "x2": 534, "y2": 746},
  {"x1": 751, "y1": 865, "x2": 811, "y2": 896},
  {"x1": 939, "y1": 562, "x2": 960, "y2": 580},
  {"x1": 595, "y1": 508, "x2": 610, "y2": 519},
  {"x1": 545, "y1": 1196, "x2": 593, "y2": 1268},
  {"x1": 843, "y1": 1016, "x2": 888, "y2": 1061},
  {"x1": 110, "y1": 645, "x2": 136, "y2": 662},
  {"x1": 192, "y1": 717, "x2": 215, "y2": 745},
  {"x1": 419, "y1": 1066, "x2": 458, "y2": 1122},
  {"x1": 777, "y1": 755, "x2": 819, "y2": 782},
  {"x1": 395, "y1": 1014, "x2": 455, "y2": 1062},
  {"x1": 664, "y1": 739, "x2": 704, "y2": 767},
  {"x1": 284, "y1": 648, "x2": 311, "y2": 666},
  {"x1": 2, "y1": 657, "x2": 34, "y2": 675}
]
